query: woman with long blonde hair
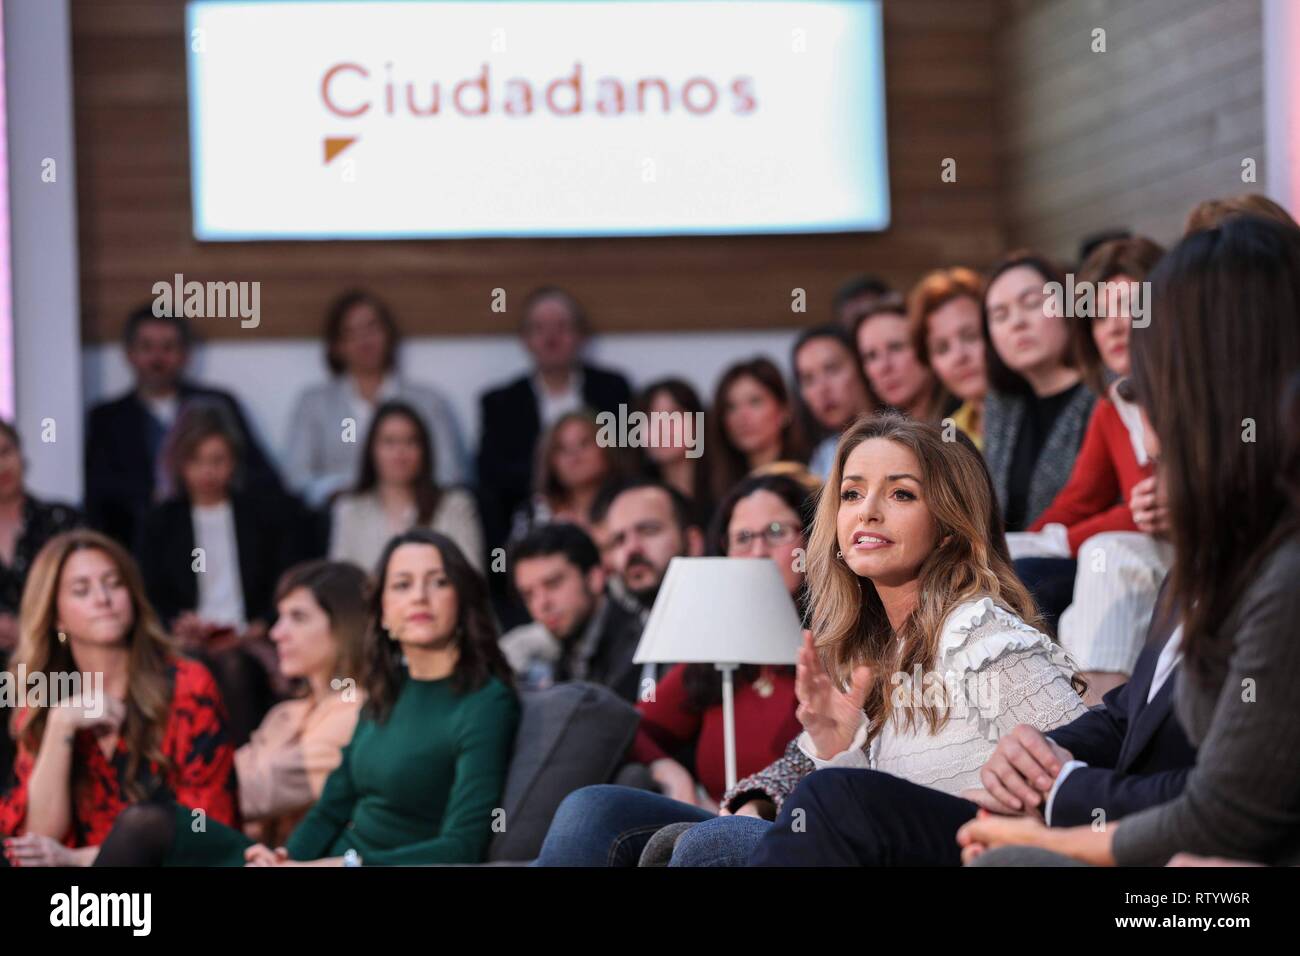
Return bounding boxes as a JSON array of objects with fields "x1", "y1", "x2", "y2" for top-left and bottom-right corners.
[
  {"x1": 659, "y1": 413, "x2": 1088, "y2": 866},
  {"x1": 0, "y1": 530, "x2": 237, "y2": 867}
]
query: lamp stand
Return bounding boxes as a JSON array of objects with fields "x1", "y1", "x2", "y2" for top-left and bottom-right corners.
[{"x1": 715, "y1": 662, "x2": 739, "y2": 791}]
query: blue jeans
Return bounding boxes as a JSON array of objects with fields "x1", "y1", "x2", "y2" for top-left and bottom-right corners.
[
  {"x1": 668, "y1": 814, "x2": 772, "y2": 866},
  {"x1": 532, "y1": 785, "x2": 715, "y2": 866}
]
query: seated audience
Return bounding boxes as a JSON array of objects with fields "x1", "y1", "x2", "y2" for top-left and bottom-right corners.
[
  {"x1": 908, "y1": 267, "x2": 988, "y2": 448},
  {"x1": 92, "y1": 530, "x2": 519, "y2": 867},
  {"x1": 1183, "y1": 192, "x2": 1298, "y2": 234},
  {"x1": 508, "y1": 410, "x2": 628, "y2": 544},
  {"x1": 85, "y1": 306, "x2": 283, "y2": 548},
  {"x1": 957, "y1": 214, "x2": 1300, "y2": 867},
  {"x1": 0, "y1": 530, "x2": 237, "y2": 867},
  {"x1": 477, "y1": 286, "x2": 632, "y2": 565},
  {"x1": 854, "y1": 295, "x2": 948, "y2": 423},
  {"x1": 635, "y1": 378, "x2": 715, "y2": 528},
  {"x1": 533, "y1": 472, "x2": 812, "y2": 864},
  {"x1": 283, "y1": 290, "x2": 469, "y2": 509},
  {"x1": 792, "y1": 326, "x2": 874, "y2": 477},
  {"x1": 136, "y1": 402, "x2": 306, "y2": 744},
  {"x1": 709, "y1": 357, "x2": 807, "y2": 502},
  {"x1": 330, "y1": 401, "x2": 483, "y2": 573},
  {"x1": 1014, "y1": 237, "x2": 1169, "y2": 700},
  {"x1": 235, "y1": 560, "x2": 368, "y2": 848},
  {"x1": 980, "y1": 252, "x2": 1095, "y2": 536},
  {"x1": 500, "y1": 522, "x2": 645, "y2": 701}
]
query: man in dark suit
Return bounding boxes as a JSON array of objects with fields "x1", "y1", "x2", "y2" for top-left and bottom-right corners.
[
  {"x1": 500, "y1": 523, "x2": 647, "y2": 703},
  {"x1": 84, "y1": 306, "x2": 284, "y2": 547},
  {"x1": 750, "y1": 581, "x2": 1196, "y2": 866},
  {"x1": 477, "y1": 287, "x2": 632, "y2": 560}
]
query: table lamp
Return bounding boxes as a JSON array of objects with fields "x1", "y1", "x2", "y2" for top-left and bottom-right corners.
[{"x1": 633, "y1": 557, "x2": 802, "y2": 790}]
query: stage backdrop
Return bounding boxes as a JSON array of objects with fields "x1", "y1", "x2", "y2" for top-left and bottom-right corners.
[{"x1": 72, "y1": 0, "x2": 1005, "y2": 342}]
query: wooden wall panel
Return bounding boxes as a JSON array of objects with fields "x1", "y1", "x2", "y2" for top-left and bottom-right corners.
[
  {"x1": 996, "y1": 0, "x2": 1266, "y2": 259},
  {"x1": 70, "y1": 0, "x2": 1006, "y2": 341}
]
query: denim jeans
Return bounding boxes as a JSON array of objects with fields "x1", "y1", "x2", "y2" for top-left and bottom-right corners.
[
  {"x1": 668, "y1": 814, "x2": 772, "y2": 866},
  {"x1": 532, "y1": 785, "x2": 715, "y2": 866}
]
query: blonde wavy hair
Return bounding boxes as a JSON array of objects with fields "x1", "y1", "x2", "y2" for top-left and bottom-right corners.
[
  {"x1": 10, "y1": 530, "x2": 177, "y2": 801},
  {"x1": 808, "y1": 413, "x2": 1042, "y2": 737}
]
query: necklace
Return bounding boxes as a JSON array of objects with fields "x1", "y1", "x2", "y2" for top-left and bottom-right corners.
[{"x1": 753, "y1": 666, "x2": 774, "y2": 698}]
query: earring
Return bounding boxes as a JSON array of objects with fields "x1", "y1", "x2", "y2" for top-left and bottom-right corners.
[
  {"x1": 57, "y1": 630, "x2": 68, "y2": 644},
  {"x1": 836, "y1": 550, "x2": 843, "y2": 560}
]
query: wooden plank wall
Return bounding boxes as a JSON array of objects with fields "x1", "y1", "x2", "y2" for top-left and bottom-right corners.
[
  {"x1": 996, "y1": 0, "x2": 1266, "y2": 260},
  {"x1": 70, "y1": 0, "x2": 1004, "y2": 342}
]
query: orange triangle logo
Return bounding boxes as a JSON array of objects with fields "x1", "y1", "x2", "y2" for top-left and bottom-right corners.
[{"x1": 324, "y1": 136, "x2": 358, "y2": 164}]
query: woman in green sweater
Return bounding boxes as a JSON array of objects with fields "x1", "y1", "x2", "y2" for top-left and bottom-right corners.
[{"x1": 94, "y1": 529, "x2": 519, "y2": 867}]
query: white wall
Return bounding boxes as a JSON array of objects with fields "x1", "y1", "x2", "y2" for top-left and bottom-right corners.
[
  {"x1": 81, "y1": 329, "x2": 801, "y2": 486},
  {"x1": 5, "y1": 0, "x2": 83, "y2": 501}
]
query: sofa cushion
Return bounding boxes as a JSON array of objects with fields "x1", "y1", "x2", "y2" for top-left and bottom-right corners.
[{"x1": 487, "y1": 681, "x2": 640, "y2": 862}]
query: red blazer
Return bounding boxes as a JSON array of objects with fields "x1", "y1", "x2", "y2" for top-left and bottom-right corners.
[
  {"x1": 631, "y1": 663, "x2": 800, "y2": 804},
  {"x1": 0, "y1": 657, "x2": 239, "y2": 847},
  {"x1": 1030, "y1": 398, "x2": 1153, "y2": 555}
]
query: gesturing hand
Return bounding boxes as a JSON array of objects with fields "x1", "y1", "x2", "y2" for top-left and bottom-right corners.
[{"x1": 794, "y1": 629, "x2": 872, "y2": 760}]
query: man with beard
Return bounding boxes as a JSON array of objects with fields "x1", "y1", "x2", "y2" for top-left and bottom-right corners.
[{"x1": 501, "y1": 479, "x2": 703, "y2": 701}]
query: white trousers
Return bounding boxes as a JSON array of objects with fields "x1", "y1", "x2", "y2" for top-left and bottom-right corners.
[{"x1": 1058, "y1": 532, "x2": 1173, "y2": 675}]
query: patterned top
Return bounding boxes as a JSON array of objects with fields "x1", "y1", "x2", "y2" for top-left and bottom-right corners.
[
  {"x1": 721, "y1": 597, "x2": 1087, "y2": 812},
  {"x1": 0, "y1": 657, "x2": 239, "y2": 846}
]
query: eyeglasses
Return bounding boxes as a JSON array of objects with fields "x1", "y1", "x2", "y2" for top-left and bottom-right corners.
[{"x1": 728, "y1": 521, "x2": 802, "y2": 553}]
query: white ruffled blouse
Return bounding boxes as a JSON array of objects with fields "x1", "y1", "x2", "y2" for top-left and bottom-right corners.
[{"x1": 797, "y1": 597, "x2": 1088, "y2": 796}]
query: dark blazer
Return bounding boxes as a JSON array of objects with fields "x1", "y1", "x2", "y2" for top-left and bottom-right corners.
[
  {"x1": 578, "y1": 596, "x2": 647, "y2": 705},
  {"x1": 135, "y1": 492, "x2": 306, "y2": 628},
  {"x1": 1045, "y1": 583, "x2": 1196, "y2": 827},
  {"x1": 476, "y1": 363, "x2": 632, "y2": 552},
  {"x1": 85, "y1": 382, "x2": 285, "y2": 548},
  {"x1": 982, "y1": 385, "x2": 1095, "y2": 530}
]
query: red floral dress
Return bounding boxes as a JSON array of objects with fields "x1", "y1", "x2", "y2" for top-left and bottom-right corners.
[{"x1": 0, "y1": 657, "x2": 239, "y2": 846}]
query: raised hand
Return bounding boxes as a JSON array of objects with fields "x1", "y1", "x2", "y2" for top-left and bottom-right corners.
[{"x1": 794, "y1": 629, "x2": 872, "y2": 760}]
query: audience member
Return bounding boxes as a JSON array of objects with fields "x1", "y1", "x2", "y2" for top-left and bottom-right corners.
[
  {"x1": 508, "y1": 410, "x2": 628, "y2": 544},
  {"x1": 854, "y1": 295, "x2": 948, "y2": 423},
  {"x1": 136, "y1": 402, "x2": 305, "y2": 744},
  {"x1": 330, "y1": 401, "x2": 483, "y2": 573},
  {"x1": 500, "y1": 522, "x2": 644, "y2": 701},
  {"x1": 831, "y1": 274, "x2": 893, "y2": 330},
  {"x1": 908, "y1": 267, "x2": 987, "y2": 448},
  {"x1": 792, "y1": 326, "x2": 874, "y2": 477},
  {"x1": 283, "y1": 290, "x2": 469, "y2": 509},
  {"x1": 709, "y1": 357, "x2": 806, "y2": 501},
  {"x1": 84, "y1": 306, "x2": 283, "y2": 548},
  {"x1": 635, "y1": 379, "x2": 714, "y2": 528},
  {"x1": 980, "y1": 252, "x2": 1095, "y2": 538},
  {"x1": 1013, "y1": 237, "x2": 1169, "y2": 700},
  {"x1": 477, "y1": 287, "x2": 632, "y2": 563},
  {"x1": 0, "y1": 530, "x2": 237, "y2": 866}
]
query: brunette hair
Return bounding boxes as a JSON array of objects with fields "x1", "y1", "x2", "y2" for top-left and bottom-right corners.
[
  {"x1": 635, "y1": 378, "x2": 714, "y2": 510},
  {"x1": 1128, "y1": 216, "x2": 1300, "y2": 683},
  {"x1": 1070, "y1": 237, "x2": 1166, "y2": 396},
  {"x1": 354, "y1": 401, "x2": 442, "y2": 525},
  {"x1": 161, "y1": 400, "x2": 245, "y2": 496},
  {"x1": 853, "y1": 296, "x2": 948, "y2": 422},
  {"x1": 323, "y1": 289, "x2": 399, "y2": 376},
  {"x1": 1184, "y1": 194, "x2": 1298, "y2": 235},
  {"x1": 709, "y1": 357, "x2": 808, "y2": 501},
  {"x1": 361, "y1": 529, "x2": 513, "y2": 721},
  {"x1": 980, "y1": 251, "x2": 1073, "y2": 396},
  {"x1": 791, "y1": 325, "x2": 874, "y2": 442},
  {"x1": 273, "y1": 560, "x2": 371, "y2": 691}
]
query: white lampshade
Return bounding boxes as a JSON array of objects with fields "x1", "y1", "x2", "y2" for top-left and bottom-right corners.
[{"x1": 633, "y1": 557, "x2": 802, "y2": 666}]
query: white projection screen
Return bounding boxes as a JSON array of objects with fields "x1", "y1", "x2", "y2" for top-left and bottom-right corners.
[{"x1": 186, "y1": 0, "x2": 890, "y2": 240}]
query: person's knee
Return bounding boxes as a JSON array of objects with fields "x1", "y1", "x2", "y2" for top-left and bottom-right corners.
[
  {"x1": 550, "y1": 785, "x2": 625, "y2": 829},
  {"x1": 670, "y1": 815, "x2": 770, "y2": 867}
]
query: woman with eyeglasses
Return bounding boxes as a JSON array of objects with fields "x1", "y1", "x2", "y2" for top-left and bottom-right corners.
[{"x1": 532, "y1": 472, "x2": 813, "y2": 866}]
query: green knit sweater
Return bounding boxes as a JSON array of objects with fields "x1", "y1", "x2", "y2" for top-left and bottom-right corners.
[{"x1": 285, "y1": 674, "x2": 518, "y2": 865}]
